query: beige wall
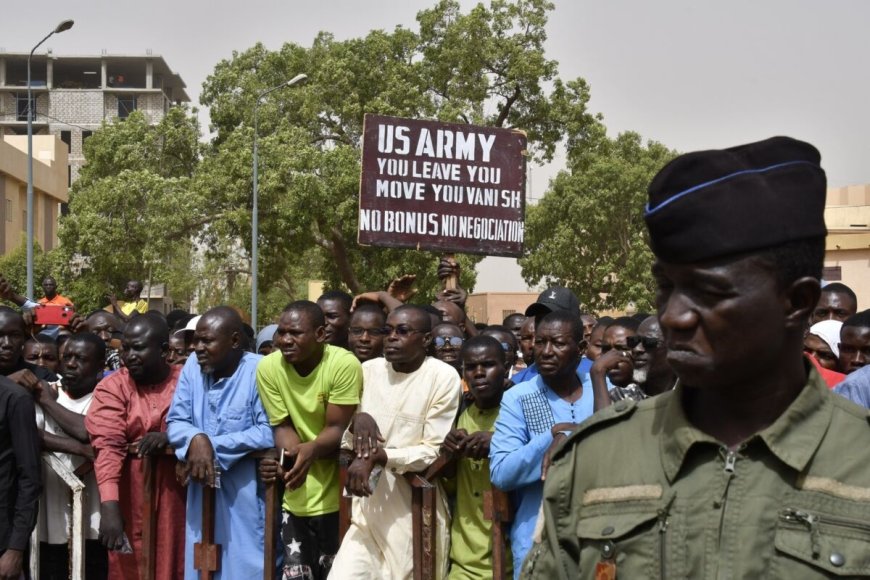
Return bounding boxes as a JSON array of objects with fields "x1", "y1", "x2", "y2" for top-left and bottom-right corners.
[
  {"x1": 466, "y1": 292, "x2": 538, "y2": 325},
  {"x1": 0, "y1": 135, "x2": 68, "y2": 255},
  {"x1": 825, "y1": 184, "x2": 870, "y2": 309},
  {"x1": 824, "y1": 236, "x2": 870, "y2": 309}
]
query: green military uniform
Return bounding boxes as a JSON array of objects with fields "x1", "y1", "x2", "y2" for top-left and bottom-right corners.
[{"x1": 523, "y1": 367, "x2": 870, "y2": 578}]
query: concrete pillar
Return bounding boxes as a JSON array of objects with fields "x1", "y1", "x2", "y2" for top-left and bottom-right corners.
[
  {"x1": 145, "y1": 59, "x2": 153, "y2": 89},
  {"x1": 0, "y1": 58, "x2": 6, "y2": 87},
  {"x1": 101, "y1": 59, "x2": 107, "y2": 89},
  {"x1": 46, "y1": 58, "x2": 53, "y2": 89}
]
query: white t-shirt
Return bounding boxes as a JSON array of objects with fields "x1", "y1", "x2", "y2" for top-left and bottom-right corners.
[{"x1": 37, "y1": 388, "x2": 101, "y2": 543}]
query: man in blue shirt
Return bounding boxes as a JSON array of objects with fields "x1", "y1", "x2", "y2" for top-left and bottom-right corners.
[
  {"x1": 167, "y1": 307, "x2": 275, "y2": 579},
  {"x1": 511, "y1": 287, "x2": 592, "y2": 385},
  {"x1": 490, "y1": 310, "x2": 594, "y2": 577}
]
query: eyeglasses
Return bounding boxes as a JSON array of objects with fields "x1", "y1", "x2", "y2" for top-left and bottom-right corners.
[
  {"x1": 383, "y1": 325, "x2": 425, "y2": 337},
  {"x1": 434, "y1": 336, "x2": 464, "y2": 349},
  {"x1": 349, "y1": 327, "x2": 387, "y2": 337},
  {"x1": 626, "y1": 336, "x2": 663, "y2": 350}
]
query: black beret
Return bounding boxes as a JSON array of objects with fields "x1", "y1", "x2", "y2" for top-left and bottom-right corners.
[{"x1": 644, "y1": 136, "x2": 827, "y2": 263}]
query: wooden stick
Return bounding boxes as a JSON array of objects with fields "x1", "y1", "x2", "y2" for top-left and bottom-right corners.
[
  {"x1": 140, "y1": 454, "x2": 157, "y2": 580},
  {"x1": 193, "y1": 484, "x2": 220, "y2": 580},
  {"x1": 263, "y1": 449, "x2": 280, "y2": 580},
  {"x1": 484, "y1": 488, "x2": 513, "y2": 580},
  {"x1": 442, "y1": 254, "x2": 458, "y2": 291},
  {"x1": 338, "y1": 450, "x2": 354, "y2": 542}
]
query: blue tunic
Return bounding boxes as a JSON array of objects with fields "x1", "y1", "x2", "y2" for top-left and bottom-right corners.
[
  {"x1": 167, "y1": 353, "x2": 275, "y2": 580},
  {"x1": 489, "y1": 370, "x2": 594, "y2": 578}
]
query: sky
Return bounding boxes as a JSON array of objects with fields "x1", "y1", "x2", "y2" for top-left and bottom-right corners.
[{"x1": 5, "y1": 0, "x2": 870, "y2": 292}]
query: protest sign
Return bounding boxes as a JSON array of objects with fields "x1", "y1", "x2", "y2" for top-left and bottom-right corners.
[{"x1": 358, "y1": 114, "x2": 527, "y2": 257}]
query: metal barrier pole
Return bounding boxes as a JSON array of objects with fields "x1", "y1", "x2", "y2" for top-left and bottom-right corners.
[
  {"x1": 39, "y1": 453, "x2": 87, "y2": 580},
  {"x1": 484, "y1": 488, "x2": 513, "y2": 580},
  {"x1": 258, "y1": 448, "x2": 280, "y2": 580}
]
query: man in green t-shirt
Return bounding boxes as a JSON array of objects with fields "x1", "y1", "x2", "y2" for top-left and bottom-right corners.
[
  {"x1": 256, "y1": 301, "x2": 362, "y2": 580},
  {"x1": 443, "y1": 334, "x2": 512, "y2": 579}
]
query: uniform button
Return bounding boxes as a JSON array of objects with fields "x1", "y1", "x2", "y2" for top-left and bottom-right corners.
[
  {"x1": 601, "y1": 526, "x2": 614, "y2": 536},
  {"x1": 830, "y1": 552, "x2": 845, "y2": 567},
  {"x1": 614, "y1": 401, "x2": 628, "y2": 412}
]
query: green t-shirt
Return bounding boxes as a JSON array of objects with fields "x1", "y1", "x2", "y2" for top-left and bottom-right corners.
[
  {"x1": 256, "y1": 345, "x2": 362, "y2": 516},
  {"x1": 446, "y1": 404, "x2": 512, "y2": 580}
]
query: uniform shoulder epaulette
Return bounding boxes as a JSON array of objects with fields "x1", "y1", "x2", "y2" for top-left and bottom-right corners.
[{"x1": 550, "y1": 399, "x2": 639, "y2": 461}]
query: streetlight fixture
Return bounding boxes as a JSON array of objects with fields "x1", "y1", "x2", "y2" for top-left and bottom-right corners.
[
  {"x1": 27, "y1": 19, "x2": 74, "y2": 299},
  {"x1": 251, "y1": 73, "x2": 307, "y2": 329}
]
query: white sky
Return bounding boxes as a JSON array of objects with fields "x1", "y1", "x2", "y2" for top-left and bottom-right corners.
[{"x1": 6, "y1": 0, "x2": 869, "y2": 292}]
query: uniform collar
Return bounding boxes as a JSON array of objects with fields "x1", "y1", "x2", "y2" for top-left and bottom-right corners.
[{"x1": 660, "y1": 365, "x2": 832, "y2": 482}]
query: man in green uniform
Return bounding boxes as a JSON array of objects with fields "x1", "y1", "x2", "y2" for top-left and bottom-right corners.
[{"x1": 524, "y1": 136, "x2": 870, "y2": 579}]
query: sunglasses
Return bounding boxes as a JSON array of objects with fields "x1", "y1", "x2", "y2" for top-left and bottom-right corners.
[
  {"x1": 349, "y1": 327, "x2": 387, "y2": 337},
  {"x1": 434, "y1": 336, "x2": 464, "y2": 348},
  {"x1": 626, "y1": 335, "x2": 663, "y2": 350},
  {"x1": 383, "y1": 325, "x2": 425, "y2": 337}
]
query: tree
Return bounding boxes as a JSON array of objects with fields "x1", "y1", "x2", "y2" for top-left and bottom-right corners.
[
  {"x1": 519, "y1": 132, "x2": 678, "y2": 313},
  {"x1": 194, "y1": 0, "x2": 601, "y2": 299},
  {"x1": 57, "y1": 108, "x2": 202, "y2": 312},
  {"x1": 0, "y1": 238, "x2": 61, "y2": 306}
]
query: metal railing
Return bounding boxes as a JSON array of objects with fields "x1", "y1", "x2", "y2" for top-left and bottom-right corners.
[
  {"x1": 337, "y1": 450, "x2": 454, "y2": 580},
  {"x1": 29, "y1": 452, "x2": 87, "y2": 580},
  {"x1": 28, "y1": 445, "x2": 485, "y2": 580},
  {"x1": 131, "y1": 446, "x2": 282, "y2": 580}
]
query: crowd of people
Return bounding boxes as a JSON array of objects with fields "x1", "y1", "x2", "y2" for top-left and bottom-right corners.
[{"x1": 2, "y1": 135, "x2": 870, "y2": 580}]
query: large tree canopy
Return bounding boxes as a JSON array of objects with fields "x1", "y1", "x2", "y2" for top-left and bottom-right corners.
[
  {"x1": 58, "y1": 0, "x2": 676, "y2": 319},
  {"x1": 57, "y1": 108, "x2": 202, "y2": 311},
  {"x1": 194, "y1": 0, "x2": 601, "y2": 300},
  {"x1": 520, "y1": 131, "x2": 677, "y2": 312}
]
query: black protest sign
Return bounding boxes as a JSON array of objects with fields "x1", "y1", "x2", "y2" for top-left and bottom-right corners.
[{"x1": 358, "y1": 114, "x2": 527, "y2": 257}]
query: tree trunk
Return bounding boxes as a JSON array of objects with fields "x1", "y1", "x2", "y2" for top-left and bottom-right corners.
[{"x1": 329, "y1": 228, "x2": 361, "y2": 293}]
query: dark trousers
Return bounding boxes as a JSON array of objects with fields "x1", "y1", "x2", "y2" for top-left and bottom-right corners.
[
  {"x1": 39, "y1": 540, "x2": 107, "y2": 580},
  {"x1": 281, "y1": 511, "x2": 339, "y2": 580}
]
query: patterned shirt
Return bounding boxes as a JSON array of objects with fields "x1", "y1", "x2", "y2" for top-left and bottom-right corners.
[
  {"x1": 608, "y1": 383, "x2": 648, "y2": 403},
  {"x1": 490, "y1": 371, "x2": 594, "y2": 578}
]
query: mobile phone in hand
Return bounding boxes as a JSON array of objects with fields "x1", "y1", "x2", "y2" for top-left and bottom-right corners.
[
  {"x1": 281, "y1": 448, "x2": 296, "y2": 471},
  {"x1": 33, "y1": 305, "x2": 75, "y2": 326}
]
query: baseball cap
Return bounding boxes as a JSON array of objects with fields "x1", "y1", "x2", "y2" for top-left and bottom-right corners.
[{"x1": 524, "y1": 287, "x2": 580, "y2": 317}]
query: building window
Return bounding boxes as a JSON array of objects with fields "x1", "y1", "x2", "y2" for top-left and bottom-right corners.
[
  {"x1": 82, "y1": 130, "x2": 93, "y2": 144},
  {"x1": 118, "y1": 95, "x2": 137, "y2": 119},
  {"x1": 822, "y1": 266, "x2": 842, "y2": 282},
  {"x1": 15, "y1": 93, "x2": 35, "y2": 122},
  {"x1": 60, "y1": 130, "x2": 72, "y2": 149}
]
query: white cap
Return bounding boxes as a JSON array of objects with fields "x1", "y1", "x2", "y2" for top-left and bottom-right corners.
[{"x1": 174, "y1": 315, "x2": 201, "y2": 336}]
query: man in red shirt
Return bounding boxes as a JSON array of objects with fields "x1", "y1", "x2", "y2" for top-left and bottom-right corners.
[{"x1": 85, "y1": 315, "x2": 186, "y2": 580}]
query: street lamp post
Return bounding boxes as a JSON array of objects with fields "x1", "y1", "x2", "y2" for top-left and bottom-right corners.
[
  {"x1": 251, "y1": 73, "x2": 307, "y2": 330},
  {"x1": 27, "y1": 19, "x2": 74, "y2": 300}
]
